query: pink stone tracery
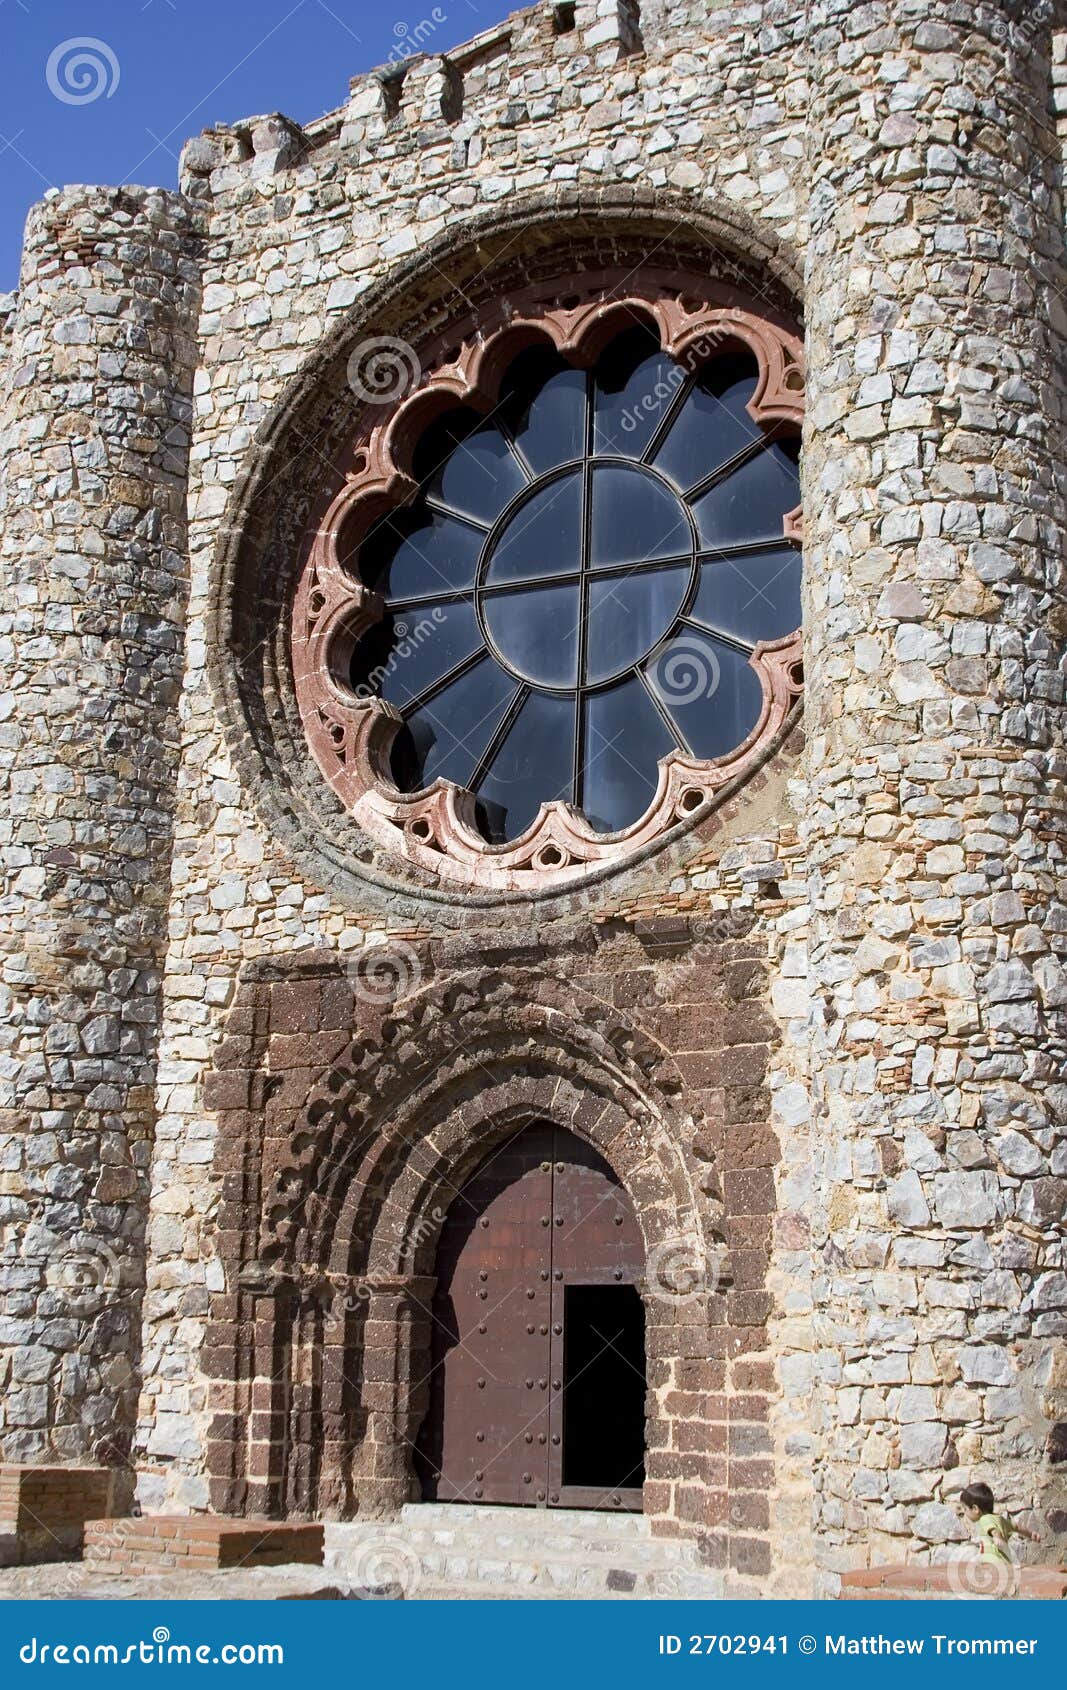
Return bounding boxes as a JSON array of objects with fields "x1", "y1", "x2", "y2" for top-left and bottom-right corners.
[{"x1": 292, "y1": 282, "x2": 805, "y2": 891}]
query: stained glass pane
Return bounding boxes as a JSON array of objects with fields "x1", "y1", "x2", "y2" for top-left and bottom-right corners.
[
  {"x1": 373, "y1": 600, "x2": 483, "y2": 710},
  {"x1": 361, "y1": 507, "x2": 484, "y2": 601},
  {"x1": 425, "y1": 422, "x2": 528, "y2": 522},
  {"x1": 584, "y1": 567, "x2": 691, "y2": 686},
  {"x1": 506, "y1": 358, "x2": 588, "y2": 475},
  {"x1": 483, "y1": 581, "x2": 581, "y2": 688},
  {"x1": 582, "y1": 678, "x2": 677, "y2": 833},
  {"x1": 690, "y1": 548, "x2": 802, "y2": 646},
  {"x1": 691, "y1": 440, "x2": 800, "y2": 550},
  {"x1": 391, "y1": 657, "x2": 517, "y2": 791},
  {"x1": 593, "y1": 327, "x2": 681, "y2": 460},
  {"x1": 652, "y1": 356, "x2": 762, "y2": 490},
  {"x1": 485, "y1": 471, "x2": 583, "y2": 585},
  {"x1": 475, "y1": 691, "x2": 575, "y2": 841},
  {"x1": 589, "y1": 465, "x2": 691, "y2": 568},
  {"x1": 644, "y1": 632, "x2": 764, "y2": 760}
]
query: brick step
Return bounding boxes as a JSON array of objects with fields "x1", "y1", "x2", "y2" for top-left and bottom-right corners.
[
  {"x1": 840, "y1": 1564, "x2": 1067, "y2": 1601},
  {"x1": 84, "y1": 1517, "x2": 324, "y2": 1576},
  {"x1": 0, "y1": 1465, "x2": 116, "y2": 1565}
]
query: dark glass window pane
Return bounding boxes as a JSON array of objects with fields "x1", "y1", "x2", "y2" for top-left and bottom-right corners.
[
  {"x1": 644, "y1": 632, "x2": 764, "y2": 760},
  {"x1": 690, "y1": 548, "x2": 802, "y2": 646},
  {"x1": 652, "y1": 355, "x2": 762, "y2": 490},
  {"x1": 505, "y1": 358, "x2": 588, "y2": 475},
  {"x1": 361, "y1": 506, "x2": 484, "y2": 601},
  {"x1": 391, "y1": 657, "x2": 517, "y2": 791},
  {"x1": 691, "y1": 440, "x2": 800, "y2": 551},
  {"x1": 581, "y1": 677, "x2": 677, "y2": 833},
  {"x1": 593, "y1": 327, "x2": 680, "y2": 460},
  {"x1": 485, "y1": 470, "x2": 582, "y2": 585},
  {"x1": 425, "y1": 422, "x2": 528, "y2": 522},
  {"x1": 483, "y1": 581, "x2": 580, "y2": 689},
  {"x1": 584, "y1": 566, "x2": 691, "y2": 686},
  {"x1": 589, "y1": 464, "x2": 691, "y2": 568},
  {"x1": 475, "y1": 691, "x2": 574, "y2": 842},
  {"x1": 369, "y1": 600, "x2": 483, "y2": 710}
]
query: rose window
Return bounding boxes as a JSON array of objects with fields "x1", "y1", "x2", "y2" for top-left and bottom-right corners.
[{"x1": 293, "y1": 287, "x2": 805, "y2": 891}]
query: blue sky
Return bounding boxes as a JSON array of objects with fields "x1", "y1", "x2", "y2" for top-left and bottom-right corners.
[{"x1": 0, "y1": 0, "x2": 517, "y2": 291}]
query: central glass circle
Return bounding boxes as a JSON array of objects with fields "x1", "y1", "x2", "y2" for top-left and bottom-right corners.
[{"x1": 479, "y1": 461, "x2": 696, "y2": 691}]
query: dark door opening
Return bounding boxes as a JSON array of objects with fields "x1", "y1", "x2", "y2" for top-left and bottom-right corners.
[{"x1": 562, "y1": 1285, "x2": 645, "y2": 1493}]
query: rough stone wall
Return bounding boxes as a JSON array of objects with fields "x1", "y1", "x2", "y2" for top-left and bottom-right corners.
[
  {"x1": 803, "y1": 0, "x2": 1067, "y2": 1591},
  {"x1": 0, "y1": 0, "x2": 1062, "y2": 1600},
  {"x1": 133, "y1": 0, "x2": 813, "y2": 1547},
  {"x1": 0, "y1": 188, "x2": 202, "y2": 1472}
]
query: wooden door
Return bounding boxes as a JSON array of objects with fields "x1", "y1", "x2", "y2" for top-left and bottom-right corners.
[{"x1": 417, "y1": 1122, "x2": 645, "y2": 1509}]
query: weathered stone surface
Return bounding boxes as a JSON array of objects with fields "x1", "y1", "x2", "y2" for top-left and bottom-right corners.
[{"x1": 0, "y1": 0, "x2": 1063, "y2": 1608}]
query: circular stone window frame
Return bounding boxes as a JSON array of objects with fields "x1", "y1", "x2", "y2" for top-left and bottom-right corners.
[{"x1": 292, "y1": 281, "x2": 804, "y2": 894}]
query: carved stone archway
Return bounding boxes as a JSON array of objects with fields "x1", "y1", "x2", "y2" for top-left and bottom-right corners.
[{"x1": 201, "y1": 949, "x2": 726, "y2": 1530}]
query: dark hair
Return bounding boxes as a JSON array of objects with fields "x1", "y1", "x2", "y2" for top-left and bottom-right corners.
[{"x1": 960, "y1": 1482, "x2": 995, "y2": 1514}]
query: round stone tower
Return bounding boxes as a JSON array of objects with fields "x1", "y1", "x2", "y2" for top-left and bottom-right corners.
[
  {"x1": 803, "y1": 0, "x2": 1067, "y2": 1585},
  {"x1": 0, "y1": 187, "x2": 201, "y2": 1469}
]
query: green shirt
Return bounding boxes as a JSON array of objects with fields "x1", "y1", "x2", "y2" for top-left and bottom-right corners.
[{"x1": 977, "y1": 1513, "x2": 1016, "y2": 1564}]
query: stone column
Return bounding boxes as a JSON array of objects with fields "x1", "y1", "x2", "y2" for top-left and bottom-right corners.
[
  {"x1": 351, "y1": 1277, "x2": 435, "y2": 1518},
  {"x1": 803, "y1": 1, "x2": 1067, "y2": 1586},
  {"x1": 0, "y1": 187, "x2": 201, "y2": 1469}
]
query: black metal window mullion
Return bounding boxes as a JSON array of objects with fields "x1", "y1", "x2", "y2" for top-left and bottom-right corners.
[
  {"x1": 639, "y1": 369, "x2": 697, "y2": 466},
  {"x1": 635, "y1": 665, "x2": 694, "y2": 756},
  {"x1": 678, "y1": 615, "x2": 755, "y2": 661},
  {"x1": 398, "y1": 647, "x2": 488, "y2": 718},
  {"x1": 572, "y1": 371, "x2": 594, "y2": 809},
  {"x1": 683, "y1": 434, "x2": 771, "y2": 503},
  {"x1": 499, "y1": 419, "x2": 536, "y2": 485},
  {"x1": 421, "y1": 496, "x2": 493, "y2": 533},
  {"x1": 467, "y1": 682, "x2": 529, "y2": 792}
]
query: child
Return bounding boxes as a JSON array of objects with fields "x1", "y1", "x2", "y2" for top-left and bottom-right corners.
[{"x1": 959, "y1": 1482, "x2": 1040, "y2": 1565}]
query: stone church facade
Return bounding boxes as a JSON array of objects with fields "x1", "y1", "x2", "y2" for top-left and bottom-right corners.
[{"x1": 0, "y1": 0, "x2": 1065, "y2": 1597}]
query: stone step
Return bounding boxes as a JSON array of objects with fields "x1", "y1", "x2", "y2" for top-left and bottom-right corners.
[
  {"x1": 324, "y1": 1506, "x2": 723, "y2": 1601},
  {"x1": 330, "y1": 1524, "x2": 692, "y2": 1567},
  {"x1": 414, "y1": 1575, "x2": 723, "y2": 1601},
  {"x1": 330, "y1": 1545, "x2": 724, "y2": 1600},
  {"x1": 398, "y1": 1502, "x2": 651, "y2": 1537}
]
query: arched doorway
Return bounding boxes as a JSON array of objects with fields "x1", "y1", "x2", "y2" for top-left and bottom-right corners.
[{"x1": 416, "y1": 1121, "x2": 646, "y2": 1510}]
